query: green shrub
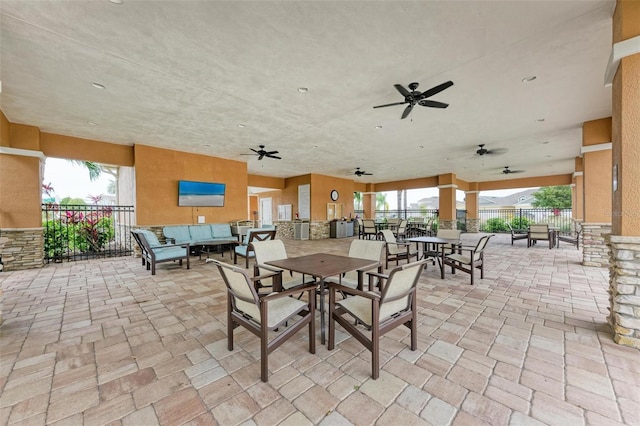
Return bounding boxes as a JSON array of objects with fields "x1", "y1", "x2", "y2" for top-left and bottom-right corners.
[
  {"x1": 484, "y1": 218, "x2": 508, "y2": 232},
  {"x1": 510, "y1": 217, "x2": 531, "y2": 230}
]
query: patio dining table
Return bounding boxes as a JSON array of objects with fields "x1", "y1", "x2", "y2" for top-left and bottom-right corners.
[
  {"x1": 265, "y1": 253, "x2": 379, "y2": 344},
  {"x1": 406, "y1": 236, "x2": 461, "y2": 279}
]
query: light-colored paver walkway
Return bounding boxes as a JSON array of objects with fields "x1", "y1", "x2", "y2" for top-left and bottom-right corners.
[{"x1": 1, "y1": 233, "x2": 638, "y2": 425}]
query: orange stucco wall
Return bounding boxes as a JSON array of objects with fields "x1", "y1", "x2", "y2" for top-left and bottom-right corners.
[
  {"x1": 133, "y1": 145, "x2": 248, "y2": 226},
  {"x1": 375, "y1": 176, "x2": 438, "y2": 193},
  {"x1": 583, "y1": 118, "x2": 612, "y2": 146},
  {"x1": 478, "y1": 174, "x2": 572, "y2": 191},
  {"x1": 41, "y1": 133, "x2": 134, "y2": 166},
  {"x1": 310, "y1": 174, "x2": 355, "y2": 220},
  {"x1": 248, "y1": 174, "x2": 285, "y2": 190},
  {"x1": 1, "y1": 111, "x2": 11, "y2": 147}
]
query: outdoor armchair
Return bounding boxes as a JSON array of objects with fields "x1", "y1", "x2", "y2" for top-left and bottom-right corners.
[
  {"x1": 528, "y1": 224, "x2": 553, "y2": 249},
  {"x1": 507, "y1": 223, "x2": 528, "y2": 245},
  {"x1": 234, "y1": 228, "x2": 276, "y2": 268},
  {"x1": 380, "y1": 229, "x2": 418, "y2": 269},
  {"x1": 443, "y1": 234, "x2": 493, "y2": 285},
  {"x1": 328, "y1": 259, "x2": 427, "y2": 379},
  {"x1": 252, "y1": 239, "x2": 315, "y2": 293},
  {"x1": 209, "y1": 259, "x2": 315, "y2": 382},
  {"x1": 325, "y1": 239, "x2": 384, "y2": 291},
  {"x1": 131, "y1": 229, "x2": 190, "y2": 275}
]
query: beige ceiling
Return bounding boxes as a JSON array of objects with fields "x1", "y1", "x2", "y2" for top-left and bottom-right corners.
[{"x1": 0, "y1": 0, "x2": 615, "y2": 186}]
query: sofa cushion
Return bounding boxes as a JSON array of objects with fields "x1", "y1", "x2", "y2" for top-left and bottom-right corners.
[
  {"x1": 154, "y1": 246, "x2": 188, "y2": 261},
  {"x1": 189, "y1": 225, "x2": 214, "y2": 242},
  {"x1": 164, "y1": 226, "x2": 193, "y2": 244},
  {"x1": 210, "y1": 224, "x2": 233, "y2": 239}
]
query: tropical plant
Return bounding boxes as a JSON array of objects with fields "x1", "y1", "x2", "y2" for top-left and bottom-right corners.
[
  {"x1": 353, "y1": 192, "x2": 362, "y2": 210},
  {"x1": 510, "y1": 216, "x2": 531, "y2": 230},
  {"x1": 484, "y1": 217, "x2": 509, "y2": 232},
  {"x1": 532, "y1": 186, "x2": 571, "y2": 208},
  {"x1": 376, "y1": 193, "x2": 388, "y2": 211}
]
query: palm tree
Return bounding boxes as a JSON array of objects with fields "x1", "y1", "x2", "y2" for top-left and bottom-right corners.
[
  {"x1": 376, "y1": 193, "x2": 388, "y2": 211},
  {"x1": 353, "y1": 192, "x2": 362, "y2": 210}
]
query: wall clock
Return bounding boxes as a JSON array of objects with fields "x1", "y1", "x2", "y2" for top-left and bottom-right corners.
[{"x1": 330, "y1": 190, "x2": 339, "y2": 201}]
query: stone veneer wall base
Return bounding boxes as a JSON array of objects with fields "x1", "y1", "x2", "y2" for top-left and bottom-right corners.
[
  {"x1": 0, "y1": 228, "x2": 44, "y2": 271},
  {"x1": 605, "y1": 235, "x2": 640, "y2": 349},
  {"x1": 582, "y1": 223, "x2": 611, "y2": 267},
  {"x1": 466, "y1": 218, "x2": 480, "y2": 233},
  {"x1": 438, "y1": 220, "x2": 456, "y2": 231}
]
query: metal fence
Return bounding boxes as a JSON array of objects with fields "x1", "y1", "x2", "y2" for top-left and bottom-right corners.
[
  {"x1": 42, "y1": 203, "x2": 134, "y2": 263},
  {"x1": 478, "y1": 208, "x2": 573, "y2": 234},
  {"x1": 355, "y1": 207, "x2": 573, "y2": 234}
]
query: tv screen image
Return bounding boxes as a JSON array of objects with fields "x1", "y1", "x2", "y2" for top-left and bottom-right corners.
[{"x1": 178, "y1": 180, "x2": 225, "y2": 207}]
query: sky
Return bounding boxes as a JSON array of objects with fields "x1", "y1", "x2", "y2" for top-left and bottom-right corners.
[
  {"x1": 43, "y1": 157, "x2": 525, "y2": 204},
  {"x1": 43, "y1": 158, "x2": 112, "y2": 201}
]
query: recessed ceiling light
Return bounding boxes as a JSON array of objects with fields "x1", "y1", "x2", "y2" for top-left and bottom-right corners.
[
  {"x1": 545, "y1": 155, "x2": 551, "y2": 157},
  {"x1": 522, "y1": 76, "x2": 537, "y2": 82},
  {"x1": 91, "y1": 82, "x2": 105, "y2": 89},
  {"x1": 375, "y1": 125, "x2": 383, "y2": 129},
  {"x1": 237, "y1": 124, "x2": 245, "y2": 128},
  {"x1": 108, "y1": 0, "x2": 123, "y2": 4},
  {"x1": 88, "y1": 121, "x2": 98, "y2": 126},
  {"x1": 312, "y1": 145, "x2": 319, "y2": 148},
  {"x1": 418, "y1": 145, "x2": 424, "y2": 149},
  {"x1": 297, "y1": 87, "x2": 309, "y2": 93},
  {"x1": 536, "y1": 118, "x2": 545, "y2": 122},
  {"x1": 203, "y1": 144, "x2": 211, "y2": 148},
  {"x1": 542, "y1": 141, "x2": 549, "y2": 144}
]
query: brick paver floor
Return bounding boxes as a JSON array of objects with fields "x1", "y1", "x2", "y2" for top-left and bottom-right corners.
[{"x1": 1, "y1": 233, "x2": 638, "y2": 425}]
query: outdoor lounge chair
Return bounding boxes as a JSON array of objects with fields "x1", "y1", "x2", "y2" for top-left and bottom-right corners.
[
  {"x1": 443, "y1": 234, "x2": 493, "y2": 285},
  {"x1": 557, "y1": 222, "x2": 582, "y2": 249},
  {"x1": 528, "y1": 224, "x2": 553, "y2": 248},
  {"x1": 507, "y1": 223, "x2": 528, "y2": 245},
  {"x1": 131, "y1": 229, "x2": 190, "y2": 275},
  {"x1": 380, "y1": 229, "x2": 418, "y2": 269},
  {"x1": 209, "y1": 259, "x2": 316, "y2": 382},
  {"x1": 328, "y1": 259, "x2": 427, "y2": 379}
]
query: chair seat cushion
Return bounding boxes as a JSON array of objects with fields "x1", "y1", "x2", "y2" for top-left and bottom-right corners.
[
  {"x1": 153, "y1": 246, "x2": 188, "y2": 261},
  {"x1": 338, "y1": 293, "x2": 404, "y2": 326},
  {"x1": 239, "y1": 295, "x2": 307, "y2": 328},
  {"x1": 235, "y1": 246, "x2": 253, "y2": 257},
  {"x1": 446, "y1": 253, "x2": 472, "y2": 264},
  {"x1": 325, "y1": 277, "x2": 358, "y2": 289}
]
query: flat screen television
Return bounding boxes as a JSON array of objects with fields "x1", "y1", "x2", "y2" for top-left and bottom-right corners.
[{"x1": 178, "y1": 180, "x2": 225, "y2": 207}]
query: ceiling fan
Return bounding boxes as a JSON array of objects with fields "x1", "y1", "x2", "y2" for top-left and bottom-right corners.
[
  {"x1": 373, "y1": 81, "x2": 453, "y2": 119},
  {"x1": 502, "y1": 166, "x2": 524, "y2": 175},
  {"x1": 353, "y1": 167, "x2": 373, "y2": 177},
  {"x1": 476, "y1": 144, "x2": 507, "y2": 156},
  {"x1": 242, "y1": 145, "x2": 281, "y2": 160}
]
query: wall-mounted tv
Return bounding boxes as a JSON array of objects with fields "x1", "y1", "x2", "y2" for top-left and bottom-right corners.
[{"x1": 178, "y1": 180, "x2": 225, "y2": 207}]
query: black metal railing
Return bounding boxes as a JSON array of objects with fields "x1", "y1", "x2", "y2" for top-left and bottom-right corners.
[
  {"x1": 42, "y1": 203, "x2": 134, "y2": 263},
  {"x1": 478, "y1": 208, "x2": 573, "y2": 233}
]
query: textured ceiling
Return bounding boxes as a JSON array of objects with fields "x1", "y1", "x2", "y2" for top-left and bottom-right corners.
[{"x1": 0, "y1": 0, "x2": 615, "y2": 186}]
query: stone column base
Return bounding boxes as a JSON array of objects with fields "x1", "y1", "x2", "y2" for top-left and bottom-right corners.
[
  {"x1": 466, "y1": 218, "x2": 480, "y2": 233},
  {"x1": 605, "y1": 235, "x2": 640, "y2": 349},
  {"x1": 438, "y1": 220, "x2": 456, "y2": 230},
  {"x1": 582, "y1": 223, "x2": 612, "y2": 267}
]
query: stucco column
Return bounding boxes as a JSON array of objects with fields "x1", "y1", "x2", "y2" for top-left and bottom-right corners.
[
  {"x1": 438, "y1": 173, "x2": 457, "y2": 230},
  {"x1": 572, "y1": 157, "x2": 584, "y2": 221},
  {"x1": 362, "y1": 191, "x2": 376, "y2": 219},
  {"x1": 465, "y1": 182, "x2": 480, "y2": 233},
  {"x1": 0, "y1": 121, "x2": 46, "y2": 270},
  {"x1": 581, "y1": 118, "x2": 612, "y2": 267},
  {"x1": 606, "y1": 0, "x2": 640, "y2": 349}
]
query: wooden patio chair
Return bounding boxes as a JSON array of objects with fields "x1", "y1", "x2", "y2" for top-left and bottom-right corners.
[
  {"x1": 209, "y1": 259, "x2": 316, "y2": 382},
  {"x1": 443, "y1": 234, "x2": 493, "y2": 285},
  {"x1": 328, "y1": 259, "x2": 428, "y2": 379},
  {"x1": 380, "y1": 229, "x2": 418, "y2": 269}
]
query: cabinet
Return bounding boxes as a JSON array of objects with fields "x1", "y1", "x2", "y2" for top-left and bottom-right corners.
[
  {"x1": 294, "y1": 222, "x2": 310, "y2": 240},
  {"x1": 330, "y1": 221, "x2": 354, "y2": 238}
]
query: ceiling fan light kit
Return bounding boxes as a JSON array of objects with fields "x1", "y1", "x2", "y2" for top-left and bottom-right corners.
[{"x1": 373, "y1": 81, "x2": 453, "y2": 119}]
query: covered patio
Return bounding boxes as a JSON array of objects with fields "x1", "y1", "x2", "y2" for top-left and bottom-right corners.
[{"x1": 1, "y1": 234, "x2": 637, "y2": 425}]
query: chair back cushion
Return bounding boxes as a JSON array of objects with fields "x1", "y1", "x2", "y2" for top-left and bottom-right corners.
[
  {"x1": 379, "y1": 260, "x2": 425, "y2": 321},
  {"x1": 138, "y1": 229, "x2": 162, "y2": 247},
  {"x1": 164, "y1": 226, "x2": 193, "y2": 244},
  {"x1": 344, "y1": 240, "x2": 384, "y2": 281},
  {"x1": 380, "y1": 229, "x2": 396, "y2": 244},
  {"x1": 214, "y1": 260, "x2": 260, "y2": 320},
  {"x1": 253, "y1": 239, "x2": 288, "y2": 264},
  {"x1": 188, "y1": 225, "x2": 214, "y2": 242},
  {"x1": 362, "y1": 220, "x2": 376, "y2": 232},
  {"x1": 396, "y1": 219, "x2": 407, "y2": 233},
  {"x1": 472, "y1": 235, "x2": 492, "y2": 261},
  {"x1": 210, "y1": 224, "x2": 233, "y2": 238},
  {"x1": 529, "y1": 224, "x2": 549, "y2": 239},
  {"x1": 436, "y1": 229, "x2": 461, "y2": 240}
]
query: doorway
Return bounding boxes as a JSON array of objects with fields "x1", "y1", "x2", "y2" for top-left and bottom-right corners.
[{"x1": 260, "y1": 197, "x2": 273, "y2": 226}]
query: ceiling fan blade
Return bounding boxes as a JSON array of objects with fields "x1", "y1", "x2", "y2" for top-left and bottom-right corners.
[
  {"x1": 258, "y1": 154, "x2": 265, "y2": 160},
  {"x1": 419, "y1": 81, "x2": 454, "y2": 99},
  {"x1": 401, "y1": 104, "x2": 414, "y2": 119},
  {"x1": 487, "y1": 148, "x2": 508, "y2": 155},
  {"x1": 250, "y1": 148, "x2": 260, "y2": 154},
  {"x1": 419, "y1": 100, "x2": 449, "y2": 109},
  {"x1": 266, "y1": 150, "x2": 279, "y2": 155},
  {"x1": 362, "y1": 172, "x2": 373, "y2": 175},
  {"x1": 373, "y1": 101, "x2": 407, "y2": 109},
  {"x1": 267, "y1": 154, "x2": 281, "y2": 159},
  {"x1": 394, "y1": 84, "x2": 411, "y2": 98}
]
